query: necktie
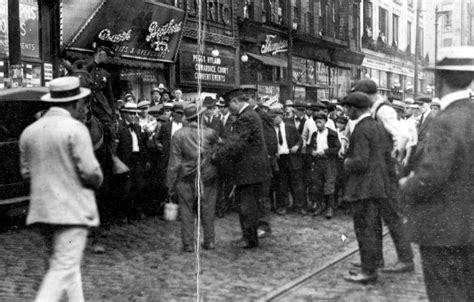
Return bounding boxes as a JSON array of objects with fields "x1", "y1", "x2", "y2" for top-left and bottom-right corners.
[{"x1": 277, "y1": 126, "x2": 283, "y2": 145}]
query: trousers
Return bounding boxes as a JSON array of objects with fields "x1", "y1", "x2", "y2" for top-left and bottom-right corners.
[
  {"x1": 235, "y1": 183, "x2": 263, "y2": 246},
  {"x1": 420, "y1": 245, "x2": 474, "y2": 302},
  {"x1": 176, "y1": 178, "x2": 217, "y2": 248},
  {"x1": 36, "y1": 225, "x2": 89, "y2": 302}
]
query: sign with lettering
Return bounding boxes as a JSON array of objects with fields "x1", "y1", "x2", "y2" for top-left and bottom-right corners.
[
  {"x1": 0, "y1": 0, "x2": 8, "y2": 56},
  {"x1": 64, "y1": 0, "x2": 185, "y2": 62},
  {"x1": 179, "y1": 45, "x2": 235, "y2": 87},
  {"x1": 187, "y1": 0, "x2": 233, "y2": 27},
  {"x1": 19, "y1": 0, "x2": 40, "y2": 58},
  {"x1": 261, "y1": 35, "x2": 288, "y2": 55}
]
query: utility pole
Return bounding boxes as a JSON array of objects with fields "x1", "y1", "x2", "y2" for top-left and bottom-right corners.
[
  {"x1": 287, "y1": 0, "x2": 294, "y2": 100},
  {"x1": 414, "y1": 0, "x2": 421, "y2": 99}
]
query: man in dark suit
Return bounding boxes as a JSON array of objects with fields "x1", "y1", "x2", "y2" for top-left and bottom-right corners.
[
  {"x1": 269, "y1": 105, "x2": 306, "y2": 215},
  {"x1": 202, "y1": 96, "x2": 224, "y2": 138},
  {"x1": 214, "y1": 89, "x2": 272, "y2": 248},
  {"x1": 288, "y1": 101, "x2": 307, "y2": 135},
  {"x1": 116, "y1": 102, "x2": 150, "y2": 220},
  {"x1": 400, "y1": 47, "x2": 474, "y2": 301},
  {"x1": 215, "y1": 97, "x2": 236, "y2": 217},
  {"x1": 248, "y1": 92, "x2": 277, "y2": 238},
  {"x1": 153, "y1": 103, "x2": 184, "y2": 203},
  {"x1": 408, "y1": 96, "x2": 435, "y2": 170},
  {"x1": 341, "y1": 92, "x2": 391, "y2": 284}
]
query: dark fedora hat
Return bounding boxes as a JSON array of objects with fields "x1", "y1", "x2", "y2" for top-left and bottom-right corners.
[
  {"x1": 313, "y1": 112, "x2": 328, "y2": 121},
  {"x1": 203, "y1": 96, "x2": 216, "y2": 108},
  {"x1": 340, "y1": 92, "x2": 372, "y2": 108},
  {"x1": 183, "y1": 103, "x2": 205, "y2": 120},
  {"x1": 173, "y1": 103, "x2": 184, "y2": 114}
]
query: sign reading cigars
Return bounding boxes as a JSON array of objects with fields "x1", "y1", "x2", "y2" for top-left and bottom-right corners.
[{"x1": 64, "y1": 0, "x2": 185, "y2": 62}]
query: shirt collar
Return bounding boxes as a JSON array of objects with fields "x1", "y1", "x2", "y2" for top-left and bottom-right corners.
[
  {"x1": 369, "y1": 97, "x2": 384, "y2": 117},
  {"x1": 353, "y1": 112, "x2": 372, "y2": 127},
  {"x1": 440, "y1": 89, "x2": 473, "y2": 111},
  {"x1": 239, "y1": 103, "x2": 249, "y2": 115},
  {"x1": 48, "y1": 107, "x2": 72, "y2": 117}
]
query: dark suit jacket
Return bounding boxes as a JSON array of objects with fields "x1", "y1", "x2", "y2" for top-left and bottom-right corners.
[
  {"x1": 153, "y1": 121, "x2": 172, "y2": 169},
  {"x1": 308, "y1": 127, "x2": 341, "y2": 160},
  {"x1": 202, "y1": 116, "x2": 224, "y2": 138},
  {"x1": 403, "y1": 98, "x2": 474, "y2": 246},
  {"x1": 215, "y1": 105, "x2": 271, "y2": 185},
  {"x1": 255, "y1": 106, "x2": 278, "y2": 157},
  {"x1": 279, "y1": 123, "x2": 303, "y2": 170},
  {"x1": 344, "y1": 116, "x2": 390, "y2": 202},
  {"x1": 116, "y1": 120, "x2": 148, "y2": 167},
  {"x1": 220, "y1": 114, "x2": 235, "y2": 141},
  {"x1": 410, "y1": 111, "x2": 435, "y2": 168},
  {"x1": 286, "y1": 116, "x2": 306, "y2": 135}
]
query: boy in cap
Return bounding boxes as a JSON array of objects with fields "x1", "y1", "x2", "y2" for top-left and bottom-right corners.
[
  {"x1": 308, "y1": 112, "x2": 340, "y2": 218},
  {"x1": 400, "y1": 46, "x2": 474, "y2": 301},
  {"x1": 340, "y1": 92, "x2": 391, "y2": 284}
]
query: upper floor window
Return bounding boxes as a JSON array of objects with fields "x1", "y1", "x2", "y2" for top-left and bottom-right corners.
[
  {"x1": 407, "y1": 21, "x2": 412, "y2": 53},
  {"x1": 392, "y1": 14, "x2": 399, "y2": 48},
  {"x1": 408, "y1": 0, "x2": 413, "y2": 8},
  {"x1": 363, "y1": 1, "x2": 373, "y2": 39},
  {"x1": 444, "y1": 11, "x2": 452, "y2": 29},
  {"x1": 378, "y1": 7, "x2": 388, "y2": 44}
]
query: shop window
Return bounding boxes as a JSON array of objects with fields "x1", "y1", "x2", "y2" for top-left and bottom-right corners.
[
  {"x1": 267, "y1": 0, "x2": 283, "y2": 25},
  {"x1": 22, "y1": 63, "x2": 42, "y2": 87},
  {"x1": 0, "y1": 0, "x2": 8, "y2": 57},
  {"x1": 19, "y1": 0, "x2": 40, "y2": 59}
]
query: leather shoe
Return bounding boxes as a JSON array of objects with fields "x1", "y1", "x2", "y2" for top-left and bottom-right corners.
[
  {"x1": 276, "y1": 208, "x2": 287, "y2": 215},
  {"x1": 343, "y1": 271, "x2": 377, "y2": 284},
  {"x1": 380, "y1": 261, "x2": 414, "y2": 273},
  {"x1": 201, "y1": 242, "x2": 215, "y2": 250}
]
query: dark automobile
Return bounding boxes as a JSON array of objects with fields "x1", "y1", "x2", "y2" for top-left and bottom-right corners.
[{"x1": 0, "y1": 87, "x2": 50, "y2": 207}]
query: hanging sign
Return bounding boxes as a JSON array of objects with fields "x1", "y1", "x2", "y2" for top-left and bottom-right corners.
[
  {"x1": 19, "y1": 0, "x2": 40, "y2": 58},
  {"x1": 261, "y1": 34, "x2": 288, "y2": 55},
  {"x1": 65, "y1": 0, "x2": 185, "y2": 62}
]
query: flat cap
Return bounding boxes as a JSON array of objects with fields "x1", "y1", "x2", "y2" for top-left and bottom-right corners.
[
  {"x1": 336, "y1": 116, "x2": 349, "y2": 125},
  {"x1": 312, "y1": 112, "x2": 328, "y2": 121},
  {"x1": 340, "y1": 92, "x2": 372, "y2": 108},
  {"x1": 415, "y1": 96, "x2": 432, "y2": 105},
  {"x1": 351, "y1": 79, "x2": 378, "y2": 94},
  {"x1": 311, "y1": 101, "x2": 327, "y2": 110}
]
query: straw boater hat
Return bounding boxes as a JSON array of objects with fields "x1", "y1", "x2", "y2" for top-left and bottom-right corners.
[
  {"x1": 41, "y1": 77, "x2": 91, "y2": 102},
  {"x1": 391, "y1": 99, "x2": 406, "y2": 111},
  {"x1": 120, "y1": 102, "x2": 140, "y2": 113},
  {"x1": 426, "y1": 46, "x2": 474, "y2": 72}
]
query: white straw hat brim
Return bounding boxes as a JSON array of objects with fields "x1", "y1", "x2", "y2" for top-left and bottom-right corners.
[{"x1": 41, "y1": 87, "x2": 91, "y2": 102}]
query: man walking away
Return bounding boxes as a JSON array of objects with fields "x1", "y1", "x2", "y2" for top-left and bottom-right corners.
[
  {"x1": 20, "y1": 77, "x2": 103, "y2": 302},
  {"x1": 400, "y1": 46, "x2": 474, "y2": 301}
]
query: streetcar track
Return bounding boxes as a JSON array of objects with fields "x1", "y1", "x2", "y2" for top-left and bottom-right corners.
[{"x1": 258, "y1": 230, "x2": 390, "y2": 301}]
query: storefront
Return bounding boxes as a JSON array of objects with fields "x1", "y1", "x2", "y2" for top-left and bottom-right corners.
[
  {"x1": 0, "y1": 0, "x2": 57, "y2": 89},
  {"x1": 61, "y1": 0, "x2": 184, "y2": 100},
  {"x1": 240, "y1": 30, "x2": 289, "y2": 101},
  {"x1": 178, "y1": 39, "x2": 236, "y2": 100}
]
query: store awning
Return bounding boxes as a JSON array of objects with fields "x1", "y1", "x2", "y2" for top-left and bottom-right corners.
[
  {"x1": 247, "y1": 53, "x2": 288, "y2": 68},
  {"x1": 332, "y1": 49, "x2": 365, "y2": 66},
  {"x1": 62, "y1": 0, "x2": 185, "y2": 63},
  {"x1": 64, "y1": 50, "x2": 166, "y2": 70}
]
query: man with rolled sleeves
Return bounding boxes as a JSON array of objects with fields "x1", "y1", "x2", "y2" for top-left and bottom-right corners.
[
  {"x1": 341, "y1": 92, "x2": 391, "y2": 284},
  {"x1": 214, "y1": 89, "x2": 271, "y2": 248},
  {"x1": 400, "y1": 47, "x2": 474, "y2": 301},
  {"x1": 20, "y1": 77, "x2": 103, "y2": 301}
]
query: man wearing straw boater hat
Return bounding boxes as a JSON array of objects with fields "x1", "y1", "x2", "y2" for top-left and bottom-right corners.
[
  {"x1": 167, "y1": 103, "x2": 220, "y2": 252},
  {"x1": 400, "y1": 46, "x2": 474, "y2": 301},
  {"x1": 19, "y1": 77, "x2": 103, "y2": 301}
]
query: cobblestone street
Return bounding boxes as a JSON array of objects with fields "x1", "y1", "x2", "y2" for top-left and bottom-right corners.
[{"x1": 0, "y1": 210, "x2": 427, "y2": 301}]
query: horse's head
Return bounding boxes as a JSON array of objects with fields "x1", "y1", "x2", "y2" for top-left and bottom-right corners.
[{"x1": 61, "y1": 58, "x2": 95, "y2": 89}]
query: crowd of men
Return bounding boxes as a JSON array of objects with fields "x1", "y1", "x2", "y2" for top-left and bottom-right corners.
[{"x1": 19, "y1": 44, "x2": 474, "y2": 301}]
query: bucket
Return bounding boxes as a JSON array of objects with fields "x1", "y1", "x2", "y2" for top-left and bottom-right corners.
[{"x1": 164, "y1": 202, "x2": 179, "y2": 221}]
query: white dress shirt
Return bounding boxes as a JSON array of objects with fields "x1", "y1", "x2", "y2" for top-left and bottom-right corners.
[
  {"x1": 315, "y1": 128, "x2": 329, "y2": 154},
  {"x1": 275, "y1": 122, "x2": 290, "y2": 155}
]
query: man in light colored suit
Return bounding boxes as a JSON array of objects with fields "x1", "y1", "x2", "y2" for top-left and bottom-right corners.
[{"x1": 20, "y1": 77, "x2": 103, "y2": 302}]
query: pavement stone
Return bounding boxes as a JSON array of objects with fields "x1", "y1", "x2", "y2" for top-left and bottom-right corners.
[
  {"x1": 279, "y1": 236, "x2": 428, "y2": 301},
  {"x1": 0, "y1": 210, "x2": 427, "y2": 301}
]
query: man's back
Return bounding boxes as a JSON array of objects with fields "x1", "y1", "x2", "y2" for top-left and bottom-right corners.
[
  {"x1": 404, "y1": 98, "x2": 474, "y2": 246},
  {"x1": 20, "y1": 107, "x2": 103, "y2": 226}
]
